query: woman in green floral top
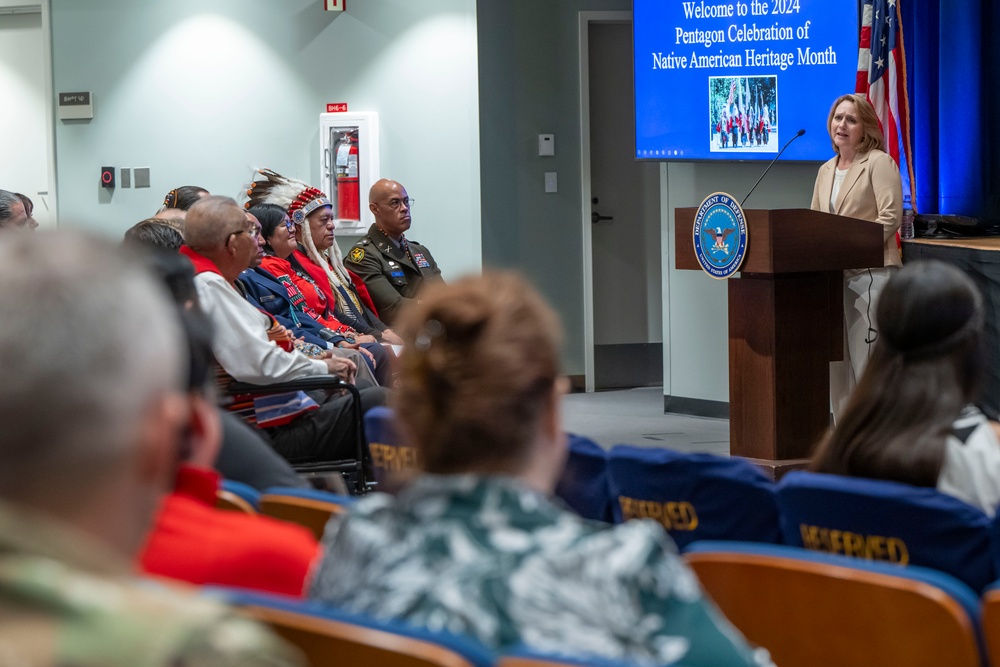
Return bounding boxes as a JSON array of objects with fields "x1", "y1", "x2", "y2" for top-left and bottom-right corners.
[{"x1": 309, "y1": 272, "x2": 772, "y2": 667}]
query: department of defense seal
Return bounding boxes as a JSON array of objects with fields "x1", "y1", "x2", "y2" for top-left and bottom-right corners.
[{"x1": 692, "y1": 192, "x2": 748, "y2": 279}]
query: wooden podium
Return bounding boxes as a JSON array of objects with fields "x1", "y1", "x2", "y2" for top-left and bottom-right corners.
[{"x1": 675, "y1": 208, "x2": 883, "y2": 476}]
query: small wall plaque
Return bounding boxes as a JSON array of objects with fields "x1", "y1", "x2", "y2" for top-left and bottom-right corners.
[{"x1": 58, "y1": 92, "x2": 93, "y2": 120}]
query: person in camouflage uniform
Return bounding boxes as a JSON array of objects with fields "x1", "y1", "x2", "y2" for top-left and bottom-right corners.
[
  {"x1": 344, "y1": 179, "x2": 442, "y2": 326},
  {"x1": 310, "y1": 272, "x2": 772, "y2": 667},
  {"x1": 0, "y1": 232, "x2": 302, "y2": 667}
]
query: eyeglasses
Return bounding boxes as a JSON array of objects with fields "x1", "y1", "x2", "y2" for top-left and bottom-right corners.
[
  {"x1": 228, "y1": 226, "x2": 260, "y2": 243},
  {"x1": 382, "y1": 197, "x2": 413, "y2": 210},
  {"x1": 283, "y1": 218, "x2": 296, "y2": 232}
]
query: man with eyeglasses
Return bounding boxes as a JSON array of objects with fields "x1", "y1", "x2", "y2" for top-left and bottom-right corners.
[
  {"x1": 0, "y1": 189, "x2": 38, "y2": 231},
  {"x1": 345, "y1": 179, "x2": 442, "y2": 325},
  {"x1": 180, "y1": 196, "x2": 387, "y2": 466}
]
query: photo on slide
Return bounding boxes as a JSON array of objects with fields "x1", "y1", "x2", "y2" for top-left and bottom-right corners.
[{"x1": 709, "y1": 76, "x2": 778, "y2": 153}]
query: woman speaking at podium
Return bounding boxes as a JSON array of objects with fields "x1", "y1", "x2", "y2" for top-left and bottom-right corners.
[{"x1": 810, "y1": 93, "x2": 902, "y2": 418}]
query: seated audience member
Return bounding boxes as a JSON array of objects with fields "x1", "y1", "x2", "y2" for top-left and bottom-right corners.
[
  {"x1": 154, "y1": 185, "x2": 210, "y2": 223},
  {"x1": 811, "y1": 260, "x2": 1000, "y2": 515},
  {"x1": 140, "y1": 311, "x2": 320, "y2": 596},
  {"x1": 240, "y1": 210, "x2": 380, "y2": 388},
  {"x1": 140, "y1": 247, "x2": 305, "y2": 491},
  {"x1": 244, "y1": 169, "x2": 403, "y2": 345},
  {"x1": 0, "y1": 231, "x2": 299, "y2": 665},
  {"x1": 242, "y1": 203, "x2": 392, "y2": 386},
  {"x1": 345, "y1": 178, "x2": 443, "y2": 325},
  {"x1": 0, "y1": 189, "x2": 38, "y2": 231},
  {"x1": 161, "y1": 185, "x2": 209, "y2": 212},
  {"x1": 309, "y1": 272, "x2": 769, "y2": 667},
  {"x1": 124, "y1": 218, "x2": 185, "y2": 250},
  {"x1": 181, "y1": 195, "x2": 387, "y2": 465},
  {"x1": 155, "y1": 208, "x2": 188, "y2": 223}
]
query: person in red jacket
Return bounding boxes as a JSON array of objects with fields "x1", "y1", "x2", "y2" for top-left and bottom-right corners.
[{"x1": 139, "y1": 311, "x2": 320, "y2": 597}]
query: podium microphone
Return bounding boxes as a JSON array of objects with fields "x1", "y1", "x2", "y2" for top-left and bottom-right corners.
[{"x1": 741, "y1": 129, "x2": 806, "y2": 208}]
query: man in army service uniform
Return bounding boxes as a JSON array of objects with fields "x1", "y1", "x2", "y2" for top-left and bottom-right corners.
[
  {"x1": 0, "y1": 232, "x2": 302, "y2": 667},
  {"x1": 345, "y1": 179, "x2": 442, "y2": 325}
]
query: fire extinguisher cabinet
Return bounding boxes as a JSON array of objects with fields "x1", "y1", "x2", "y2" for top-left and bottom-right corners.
[{"x1": 320, "y1": 111, "x2": 380, "y2": 235}]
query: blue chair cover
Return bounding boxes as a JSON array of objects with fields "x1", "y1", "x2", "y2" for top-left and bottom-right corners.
[
  {"x1": 261, "y1": 486, "x2": 358, "y2": 508},
  {"x1": 554, "y1": 434, "x2": 612, "y2": 522},
  {"x1": 220, "y1": 479, "x2": 261, "y2": 509},
  {"x1": 606, "y1": 445, "x2": 781, "y2": 550},
  {"x1": 207, "y1": 587, "x2": 496, "y2": 667},
  {"x1": 364, "y1": 406, "x2": 419, "y2": 487},
  {"x1": 685, "y1": 540, "x2": 983, "y2": 642},
  {"x1": 776, "y1": 470, "x2": 999, "y2": 591}
]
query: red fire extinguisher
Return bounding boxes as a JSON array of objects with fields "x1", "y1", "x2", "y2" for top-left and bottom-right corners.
[{"x1": 335, "y1": 131, "x2": 360, "y2": 220}]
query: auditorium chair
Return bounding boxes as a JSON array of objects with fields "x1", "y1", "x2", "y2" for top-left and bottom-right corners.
[
  {"x1": 223, "y1": 376, "x2": 370, "y2": 494},
  {"x1": 685, "y1": 541, "x2": 983, "y2": 667},
  {"x1": 980, "y1": 582, "x2": 1000, "y2": 666},
  {"x1": 553, "y1": 434, "x2": 613, "y2": 523},
  {"x1": 498, "y1": 646, "x2": 642, "y2": 667},
  {"x1": 364, "y1": 406, "x2": 419, "y2": 492},
  {"x1": 776, "y1": 470, "x2": 998, "y2": 591},
  {"x1": 258, "y1": 487, "x2": 358, "y2": 541},
  {"x1": 606, "y1": 445, "x2": 781, "y2": 549},
  {"x1": 216, "y1": 479, "x2": 260, "y2": 514},
  {"x1": 210, "y1": 588, "x2": 495, "y2": 667}
]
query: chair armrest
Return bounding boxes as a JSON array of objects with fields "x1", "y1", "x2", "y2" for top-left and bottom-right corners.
[
  {"x1": 227, "y1": 376, "x2": 349, "y2": 396},
  {"x1": 225, "y1": 376, "x2": 368, "y2": 495}
]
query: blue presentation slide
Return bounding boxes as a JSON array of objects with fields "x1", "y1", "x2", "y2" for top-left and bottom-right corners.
[{"x1": 634, "y1": 0, "x2": 859, "y2": 162}]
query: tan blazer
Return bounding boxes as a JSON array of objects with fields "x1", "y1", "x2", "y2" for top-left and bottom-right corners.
[{"x1": 811, "y1": 149, "x2": 903, "y2": 268}]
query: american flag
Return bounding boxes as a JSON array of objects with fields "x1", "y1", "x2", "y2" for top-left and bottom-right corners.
[{"x1": 856, "y1": 0, "x2": 915, "y2": 200}]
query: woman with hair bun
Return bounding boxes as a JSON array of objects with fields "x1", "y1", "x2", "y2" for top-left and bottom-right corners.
[
  {"x1": 811, "y1": 260, "x2": 1000, "y2": 515},
  {"x1": 309, "y1": 271, "x2": 768, "y2": 667}
]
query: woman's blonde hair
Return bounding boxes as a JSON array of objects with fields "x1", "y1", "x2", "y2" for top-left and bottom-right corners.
[
  {"x1": 394, "y1": 271, "x2": 563, "y2": 474},
  {"x1": 827, "y1": 93, "x2": 885, "y2": 154}
]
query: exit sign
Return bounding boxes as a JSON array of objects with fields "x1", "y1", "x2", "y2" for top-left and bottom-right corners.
[
  {"x1": 326, "y1": 102, "x2": 348, "y2": 113},
  {"x1": 325, "y1": 0, "x2": 344, "y2": 11}
]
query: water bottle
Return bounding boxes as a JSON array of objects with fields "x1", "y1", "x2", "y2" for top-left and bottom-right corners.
[{"x1": 900, "y1": 205, "x2": 915, "y2": 240}]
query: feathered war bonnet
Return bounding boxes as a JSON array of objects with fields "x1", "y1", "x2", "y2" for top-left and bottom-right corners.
[
  {"x1": 244, "y1": 168, "x2": 330, "y2": 222},
  {"x1": 243, "y1": 168, "x2": 353, "y2": 311}
]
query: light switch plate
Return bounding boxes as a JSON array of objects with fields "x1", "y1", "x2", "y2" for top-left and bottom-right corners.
[
  {"x1": 539, "y1": 134, "x2": 555, "y2": 156},
  {"x1": 134, "y1": 167, "x2": 150, "y2": 188},
  {"x1": 544, "y1": 172, "x2": 557, "y2": 193}
]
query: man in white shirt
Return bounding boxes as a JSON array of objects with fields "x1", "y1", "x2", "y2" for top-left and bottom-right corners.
[{"x1": 181, "y1": 195, "x2": 387, "y2": 465}]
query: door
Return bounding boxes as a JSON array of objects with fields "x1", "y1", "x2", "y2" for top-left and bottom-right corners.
[
  {"x1": 0, "y1": 9, "x2": 53, "y2": 227},
  {"x1": 587, "y1": 21, "x2": 662, "y2": 390}
]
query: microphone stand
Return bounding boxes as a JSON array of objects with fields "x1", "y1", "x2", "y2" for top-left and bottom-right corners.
[{"x1": 741, "y1": 129, "x2": 806, "y2": 208}]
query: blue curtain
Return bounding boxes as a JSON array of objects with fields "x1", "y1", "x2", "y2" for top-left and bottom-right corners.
[{"x1": 901, "y1": 0, "x2": 997, "y2": 221}]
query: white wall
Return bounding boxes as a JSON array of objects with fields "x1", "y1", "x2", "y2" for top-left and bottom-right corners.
[
  {"x1": 661, "y1": 161, "x2": 819, "y2": 405},
  {"x1": 50, "y1": 0, "x2": 481, "y2": 276}
]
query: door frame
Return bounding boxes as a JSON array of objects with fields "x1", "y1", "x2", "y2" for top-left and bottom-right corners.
[
  {"x1": 40, "y1": 0, "x2": 58, "y2": 225},
  {"x1": 578, "y1": 10, "x2": 632, "y2": 392},
  {"x1": 1, "y1": 0, "x2": 58, "y2": 225}
]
